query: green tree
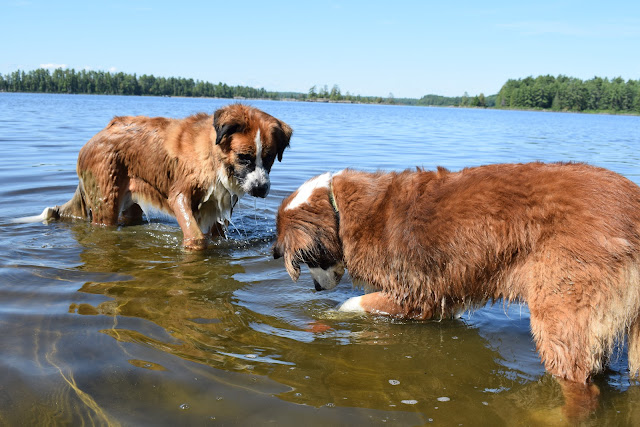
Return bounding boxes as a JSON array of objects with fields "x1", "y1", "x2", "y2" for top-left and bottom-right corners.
[
  {"x1": 461, "y1": 91, "x2": 469, "y2": 106},
  {"x1": 318, "y1": 85, "x2": 329, "y2": 98},
  {"x1": 329, "y1": 84, "x2": 341, "y2": 101},
  {"x1": 308, "y1": 85, "x2": 317, "y2": 99},
  {"x1": 387, "y1": 92, "x2": 395, "y2": 104},
  {"x1": 477, "y1": 93, "x2": 486, "y2": 107},
  {"x1": 551, "y1": 92, "x2": 561, "y2": 111}
]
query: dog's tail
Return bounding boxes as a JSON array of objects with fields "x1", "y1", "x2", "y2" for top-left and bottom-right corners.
[
  {"x1": 12, "y1": 185, "x2": 88, "y2": 224},
  {"x1": 12, "y1": 206, "x2": 61, "y2": 224}
]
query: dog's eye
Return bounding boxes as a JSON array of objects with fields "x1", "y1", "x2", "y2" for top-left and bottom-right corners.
[
  {"x1": 264, "y1": 152, "x2": 276, "y2": 165},
  {"x1": 306, "y1": 250, "x2": 335, "y2": 270},
  {"x1": 307, "y1": 259, "x2": 335, "y2": 270},
  {"x1": 237, "y1": 153, "x2": 254, "y2": 165}
]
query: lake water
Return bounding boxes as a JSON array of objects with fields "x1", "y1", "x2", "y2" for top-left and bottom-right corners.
[{"x1": 1, "y1": 92, "x2": 640, "y2": 425}]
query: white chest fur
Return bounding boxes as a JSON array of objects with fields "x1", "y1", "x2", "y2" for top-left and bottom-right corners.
[{"x1": 195, "y1": 170, "x2": 245, "y2": 234}]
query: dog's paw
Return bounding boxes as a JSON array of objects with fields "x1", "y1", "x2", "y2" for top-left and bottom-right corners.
[
  {"x1": 182, "y1": 237, "x2": 208, "y2": 251},
  {"x1": 337, "y1": 296, "x2": 366, "y2": 313}
]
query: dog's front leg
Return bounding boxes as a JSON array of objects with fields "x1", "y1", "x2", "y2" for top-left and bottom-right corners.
[
  {"x1": 169, "y1": 193, "x2": 207, "y2": 250},
  {"x1": 339, "y1": 292, "x2": 432, "y2": 320}
]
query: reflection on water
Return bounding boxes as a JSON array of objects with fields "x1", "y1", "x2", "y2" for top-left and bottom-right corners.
[{"x1": 1, "y1": 93, "x2": 640, "y2": 425}]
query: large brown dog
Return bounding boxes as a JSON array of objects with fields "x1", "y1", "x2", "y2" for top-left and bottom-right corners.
[
  {"x1": 273, "y1": 162, "x2": 640, "y2": 415},
  {"x1": 31, "y1": 104, "x2": 292, "y2": 249}
]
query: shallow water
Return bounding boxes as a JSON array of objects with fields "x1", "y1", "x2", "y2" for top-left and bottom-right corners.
[{"x1": 1, "y1": 93, "x2": 640, "y2": 425}]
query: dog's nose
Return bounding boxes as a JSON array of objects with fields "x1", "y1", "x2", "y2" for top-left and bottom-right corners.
[
  {"x1": 250, "y1": 183, "x2": 270, "y2": 198},
  {"x1": 314, "y1": 279, "x2": 324, "y2": 291}
]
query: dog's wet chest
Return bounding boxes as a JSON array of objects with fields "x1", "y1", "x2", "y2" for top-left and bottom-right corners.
[{"x1": 194, "y1": 180, "x2": 241, "y2": 232}]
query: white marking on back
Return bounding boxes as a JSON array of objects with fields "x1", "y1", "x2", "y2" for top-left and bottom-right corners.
[{"x1": 285, "y1": 172, "x2": 332, "y2": 211}]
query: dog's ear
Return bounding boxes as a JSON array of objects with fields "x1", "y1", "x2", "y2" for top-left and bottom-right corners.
[
  {"x1": 273, "y1": 241, "x2": 299, "y2": 281},
  {"x1": 273, "y1": 243, "x2": 283, "y2": 259},
  {"x1": 213, "y1": 109, "x2": 244, "y2": 145},
  {"x1": 272, "y1": 121, "x2": 293, "y2": 162},
  {"x1": 284, "y1": 252, "x2": 301, "y2": 282}
]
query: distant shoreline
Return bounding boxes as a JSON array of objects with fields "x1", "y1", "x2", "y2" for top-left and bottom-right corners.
[
  {"x1": 3, "y1": 68, "x2": 639, "y2": 115},
  {"x1": 2, "y1": 89, "x2": 638, "y2": 117}
]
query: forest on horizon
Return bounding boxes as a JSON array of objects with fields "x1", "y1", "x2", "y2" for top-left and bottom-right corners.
[{"x1": 1, "y1": 68, "x2": 639, "y2": 114}]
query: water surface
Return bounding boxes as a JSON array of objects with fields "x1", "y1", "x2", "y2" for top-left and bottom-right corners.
[{"x1": 1, "y1": 93, "x2": 640, "y2": 425}]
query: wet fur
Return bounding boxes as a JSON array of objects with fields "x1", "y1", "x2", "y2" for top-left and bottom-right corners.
[
  {"x1": 38, "y1": 104, "x2": 291, "y2": 249},
  {"x1": 274, "y1": 162, "x2": 640, "y2": 385}
]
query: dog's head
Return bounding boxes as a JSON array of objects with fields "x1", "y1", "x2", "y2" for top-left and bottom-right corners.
[
  {"x1": 273, "y1": 173, "x2": 345, "y2": 291},
  {"x1": 213, "y1": 104, "x2": 292, "y2": 198}
]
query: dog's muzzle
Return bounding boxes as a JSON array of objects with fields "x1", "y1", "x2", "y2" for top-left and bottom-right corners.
[
  {"x1": 249, "y1": 182, "x2": 270, "y2": 198},
  {"x1": 310, "y1": 264, "x2": 344, "y2": 291},
  {"x1": 243, "y1": 167, "x2": 270, "y2": 198}
]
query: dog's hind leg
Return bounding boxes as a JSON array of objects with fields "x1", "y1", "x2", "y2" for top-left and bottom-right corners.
[
  {"x1": 526, "y1": 254, "x2": 613, "y2": 384},
  {"x1": 529, "y1": 300, "x2": 594, "y2": 383},
  {"x1": 82, "y1": 162, "x2": 130, "y2": 226},
  {"x1": 628, "y1": 315, "x2": 640, "y2": 378},
  {"x1": 529, "y1": 293, "x2": 602, "y2": 419}
]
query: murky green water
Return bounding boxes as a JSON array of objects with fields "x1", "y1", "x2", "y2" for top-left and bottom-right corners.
[{"x1": 1, "y1": 93, "x2": 640, "y2": 425}]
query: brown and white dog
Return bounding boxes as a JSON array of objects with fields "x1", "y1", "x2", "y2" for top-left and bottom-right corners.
[
  {"x1": 273, "y1": 162, "x2": 640, "y2": 414},
  {"x1": 26, "y1": 104, "x2": 292, "y2": 250}
]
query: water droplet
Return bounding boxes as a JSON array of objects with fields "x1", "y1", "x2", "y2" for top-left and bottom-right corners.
[
  {"x1": 179, "y1": 403, "x2": 190, "y2": 410},
  {"x1": 482, "y1": 401, "x2": 488, "y2": 406},
  {"x1": 401, "y1": 400, "x2": 418, "y2": 405},
  {"x1": 437, "y1": 397, "x2": 450, "y2": 402},
  {"x1": 389, "y1": 379, "x2": 400, "y2": 385}
]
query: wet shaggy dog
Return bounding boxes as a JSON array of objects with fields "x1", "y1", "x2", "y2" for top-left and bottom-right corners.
[
  {"x1": 29, "y1": 104, "x2": 292, "y2": 250},
  {"x1": 273, "y1": 162, "x2": 640, "y2": 414}
]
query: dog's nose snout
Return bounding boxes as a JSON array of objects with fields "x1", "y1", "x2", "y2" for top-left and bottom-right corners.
[
  {"x1": 314, "y1": 279, "x2": 324, "y2": 291},
  {"x1": 250, "y1": 184, "x2": 270, "y2": 198}
]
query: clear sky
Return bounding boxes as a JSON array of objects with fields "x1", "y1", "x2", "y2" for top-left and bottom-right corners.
[{"x1": 2, "y1": 0, "x2": 639, "y2": 98}]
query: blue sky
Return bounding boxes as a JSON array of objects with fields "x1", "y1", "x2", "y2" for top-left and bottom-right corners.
[{"x1": 2, "y1": 0, "x2": 639, "y2": 98}]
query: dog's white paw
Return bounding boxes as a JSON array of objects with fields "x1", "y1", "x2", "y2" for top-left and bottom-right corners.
[{"x1": 337, "y1": 295, "x2": 366, "y2": 313}]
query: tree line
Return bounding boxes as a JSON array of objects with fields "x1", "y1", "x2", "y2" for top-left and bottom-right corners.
[
  {"x1": 1, "y1": 68, "x2": 638, "y2": 114},
  {"x1": 304, "y1": 84, "x2": 498, "y2": 107},
  {"x1": 0, "y1": 68, "x2": 483, "y2": 106},
  {"x1": 418, "y1": 93, "x2": 497, "y2": 108},
  {"x1": 306, "y1": 84, "x2": 410, "y2": 104},
  {"x1": 0, "y1": 68, "x2": 294, "y2": 99},
  {"x1": 495, "y1": 75, "x2": 640, "y2": 113}
]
